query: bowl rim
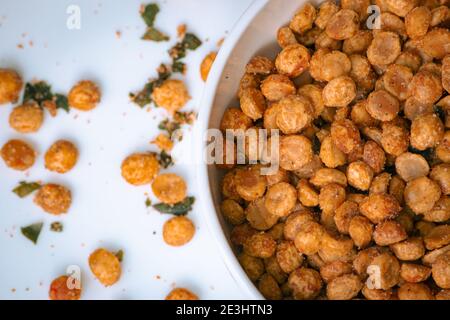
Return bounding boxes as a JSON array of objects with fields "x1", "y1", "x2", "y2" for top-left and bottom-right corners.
[{"x1": 194, "y1": 0, "x2": 270, "y2": 300}]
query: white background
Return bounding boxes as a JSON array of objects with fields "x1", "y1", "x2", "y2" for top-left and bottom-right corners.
[{"x1": 0, "y1": 0, "x2": 253, "y2": 299}]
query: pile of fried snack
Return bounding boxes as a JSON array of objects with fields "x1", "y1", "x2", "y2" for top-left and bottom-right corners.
[{"x1": 219, "y1": 0, "x2": 450, "y2": 300}]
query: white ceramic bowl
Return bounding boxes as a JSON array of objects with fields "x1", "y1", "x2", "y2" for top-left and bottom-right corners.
[{"x1": 196, "y1": 0, "x2": 320, "y2": 299}]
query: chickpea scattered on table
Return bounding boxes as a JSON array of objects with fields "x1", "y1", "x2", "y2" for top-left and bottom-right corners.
[
  {"x1": 0, "y1": 68, "x2": 23, "y2": 105},
  {"x1": 165, "y1": 287, "x2": 198, "y2": 300},
  {"x1": 217, "y1": 0, "x2": 450, "y2": 300},
  {"x1": 1, "y1": 139, "x2": 36, "y2": 171},
  {"x1": 9, "y1": 101, "x2": 44, "y2": 133},
  {"x1": 49, "y1": 275, "x2": 81, "y2": 300},
  {"x1": 88, "y1": 248, "x2": 122, "y2": 286},
  {"x1": 68, "y1": 80, "x2": 101, "y2": 111},
  {"x1": 34, "y1": 183, "x2": 72, "y2": 215},
  {"x1": 44, "y1": 140, "x2": 79, "y2": 174}
]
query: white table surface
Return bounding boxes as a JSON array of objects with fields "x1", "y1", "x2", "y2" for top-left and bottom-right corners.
[{"x1": 0, "y1": 0, "x2": 254, "y2": 300}]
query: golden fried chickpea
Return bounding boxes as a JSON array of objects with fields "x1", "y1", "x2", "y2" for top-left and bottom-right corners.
[
  {"x1": 341, "y1": 0, "x2": 371, "y2": 20},
  {"x1": 404, "y1": 98, "x2": 434, "y2": 121},
  {"x1": 34, "y1": 183, "x2": 71, "y2": 215},
  {"x1": 348, "y1": 215, "x2": 373, "y2": 249},
  {"x1": 264, "y1": 182, "x2": 297, "y2": 218},
  {"x1": 297, "y1": 179, "x2": 319, "y2": 207},
  {"x1": 310, "y1": 168, "x2": 348, "y2": 188},
  {"x1": 330, "y1": 119, "x2": 361, "y2": 154},
  {"x1": 431, "y1": 6, "x2": 449, "y2": 27},
  {"x1": 424, "y1": 225, "x2": 450, "y2": 250},
  {"x1": 326, "y1": 9, "x2": 360, "y2": 40},
  {"x1": 221, "y1": 199, "x2": 245, "y2": 225},
  {"x1": 261, "y1": 74, "x2": 296, "y2": 102},
  {"x1": 277, "y1": 135, "x2": 313, "y2": 171},
  {"x1": 276, "y1": 95, "x2": 314, "y2": 134},
  {"x1": 394, "y1": 152, "x2": 429, "y2": 183},
  {"x1": 246, "y1": 56, "x2": 274, "y2": 75},
  {"x1": 264, "y1": 256, "x2": 287, "y2": 284},
  {"x1": 321, "y1": 51, "x2": 352, "y2": 82},
  {"x1": 200, "y1": 52, "x2": 217, "y2": 82},
  {"x1": 275, "y1": 44, "x2": 311, "y2": 78},
  {"x1": 385, "y1": 0, "x2": 419, "y2": 17},
  {"x1": 366, "y1": 90, "x2": 400, "y2": 122},
  {"x1": 166, "y1": 288, "x2": 198, "y2": 300},
  {"x1": 220, "y1": 107, "x2": 253, "y2": 132},
  {"x1": 334, "y1": 201, "x2": 360, "y2": 235},
  {"x1": 49, "y1": 275, "x2": 81, "y2": 300},
  {"x1": 277, "y1": 26, "x2": 298, "y2": 48},
  {"x1": 239, "y1": 252, "x2": 264, "y2": 281},
  {"x1": 320, "y1": 183, "x2": 347, "y2": 214},
  {"x1": 1, "y1": 139, "x2": 36, "y2": 171},
  {"x1": 420, "y1": 28, "x2": 450, "y2": 59},
  {"x1": 231, "y1": 223, "x2": 257, "y2": 246},
  {"x1": 347, "y1": 161, "x2": 374, "y2": 191},
  {"x1": 320, "y1": 260, "x2": 353, "y2": 284},
  {"x1": 163, "y1": 216, "x2": 195, "y2": 247},
  {"x1": 353, "y1": 246, "x2": 384, "y2": 278},
  {"x1": 400, "y1": 263, "x2": 431, "y2": 283},
  {"x1": 319, "y1": 135, "x2": 347, "y2": 169},
  {"x1": 383, "y1": 64, "x2": 414, "y2": 101},
  {"x1": 367, "y1": 32, "x2": 401, "y2": 66},
  {"x1": 406, "y1": 176, "x2": 441, "y2": 215},
  {"x1": 405, "y1": 6, "x2": 431, "y2": 39},
  {"x1": 152, "y1": 173, "x2": 186, "y2": 205},
  {"x1": 290, "y1": 3, "x2": 316, "y2": 34},
  {"x1": 121, "y1": 153, "x2": 159, "y2": 186},
  {"x1": 409, "y1": 71, "x2": 443, "y2": 106},
  {"x1": 398, "y1": 283, "x2": 434, "y2": 300},
  {"x1": 44, "y1": 140, "x2": 78, "y2": 174},
  {"x1": 68, "y1": 80, "x2": 101, "y2": 111},
  {"x1": 0, "y1": 68, "x2": 22, "y2": 105},
  {"x1": 373, "y1": 220, "x2": 407, "y2": 246},
  {"x1": 258, "y1": 273, "x2": 282, "y2": 300},
  {"x1": 238, "y1": 73, "x2": 261, "y2": 98},
  {"x1": 395, "y1": 51, "x2": 422, "y2": 73},
  {"x1": 380, "y1": 122, "x2": 409, "y2": 156},
  {"x1": 327, "y1": 273, "x2": 363, "y2": 300},
  {"x1": 234, "y1": 166, "x2": 266, "y2": 201},
  {"x1": 323, "y1": 76, "x2": 357, "y2": 107},
  {"x1": 243, "y1": 232, "x2": 277, "y2": 258},
  {"x1": 315, "y1": 1, "x2": 339, "y2": 29},
  {"x1": 283, "y1": 210, "x2": 315, "y2": 241},
  {"x1": 240, "y1": 87, "x2": 266, "y2": 120},
  {"x1": 359, "y1": 193, "x2": 402, "y2": 224},
  {"x1": 432, "y1": 251, "x2": 450, "y2": 289},
  {"x1": 343, "y1": 30, "x2": 373, "y2": 55},
  {"x1": 9, "y1": 101, "x2": 44, "y2": 133},
  {"x1": 297, "y1": 84, "x2": 324, "y2": 118},
  {"x1": 276, "y1": 240, "x2": 303, "y2": 274},
  {"x1": 362, "y1": 285, "x2": 393, "y2": 300},
  {"x1": 423, "y1": 196, "x2": 450, "y2": 222},
  {"x1": 410, "y1": 113, "x2": 444, "y2": 151},
  {"x1": 370, "y1": 173, "x2": 391, "y2": 195},
  {"x1": 430, "y1": 164, "x2": 450, "y2": 195},
  {"x1": 319, "y1": 232, "x2": 355, "y2": 263},
  {"x1": 295, "y1": 221, "x2": 325, "y2": 255},
  {"x1": 221, "y1": 169, "x2": 241, "y2": 201},
  {"x1": 88, "y1": 248, "x2": 121, "y2": 286},
  {"x1": 288, "y1": 267, "x2": 323, "y2": 300},
  {"x1": 246, "y1": 197, "x2": 279, "y2": 231},
  {"x1": 368, "y1": 252, "x2": 401, "y2": 290}
]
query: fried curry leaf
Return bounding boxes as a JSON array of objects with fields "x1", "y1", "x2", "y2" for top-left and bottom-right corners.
[
  {"x1": 141, "y1": 3, "x2": 160, "y2": 27},
  {"x1": 172, "y1": 61, "x2": 186, "y2": 74},
  {"x1": 50, "y1": 222, "x2": 63, "y2": 232},
  {"x1": 115, "y1": 249, "x2": 124, "y2": 262},
  {"x1": 130, "y1": 64, "x2": 172, "y2": 108},
  {"x1": 21, "y1": 222, "x2": 43, "y2": 244},
  {"x1": 23, "y1": 81, "x2": 53, "y2": 105},
  {"x1": 13, "y1": 181, "x2": 42, "y2": 198},
  {"x1": 55, "y1": 94, "x2": 69, "y2": 112},
  {"x1": 157, "y1": 150, "x2": 174, "y2": 169},
  {"x1": 183, "y1": 33, "x2": 202, "y2": 50},
  {"x1": 153, "y1": 196, "x2": 195, "y2": 215},
  {"x1": 142, "y1": 27, "x2": 170, "y2": 42},
  {"x1": 158, "y1": 118, "x2": 181, "y2": 136}
]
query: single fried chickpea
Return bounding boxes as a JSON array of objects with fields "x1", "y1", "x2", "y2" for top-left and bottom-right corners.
[
  {"x1": 408, "y1": 71, "x2": 443, "y2": 105},
  {"x1": 220, "y1": 199, "x2": 245, "y2": 225},
  {"x1": 121, "y1": 153, "x2": 160, "y2": 186},
  {"x1": 276, "y1": 95, "x2": 314, "y2": 134},
  {"x1": 343, "y1": 30, "x2": 373, "y2": 55},
  {"x1": 383, "y1": 64, "x2": 414, "y2": 101},
  {"x1": 385, "y1": 0, "x2": 418, "y2": 17},
  {"x1": 277, "y1": 26, "x2": 298, "y2": 48},
  {"x1": 240, "y1": 87, "x2": 266, "y2": 120},
  {"x1": 0, "y1": 68, "x2": 23, "y2": 105},
  {"x1": 405, "y1": 6, "x2": 431, "y2": 39},
  {"x1": 290, "y1": 3, "x2": 316, "y2": 34},
  {"x1": 163, "y1": 216, "x2": 195, "y2": 247},
  {"x1": 246, "y1": 56, "x2": 274, "y2": 75},
  {"x1": 88, "y1": 248, "x2": 122, "y2": 286},
  {"x1": 264, "y1": 182, "x2": 297, "y2": 217},
  {"x1": 405, "y1": 176, "x2": 441, "y2": 214},
  {"x1": 367, "y1": 31, "x2": 401, "y2": 66},
  {"x1": 278, "y1": 135, "x2": 313, "y2": 171},
  {"x1": 68, "y1": 80, "x2": 101, "y2": 111},
  {"x1": 325, "y1": 9, "x2": 360, "y2": 40},
  {"x1": 166, "y1": 288, "x2": 198, "y2": 300},
  {"x1": 152, "y1": 79, "x2": 190, "y2": 114},
  {"x1": 275, "y1": 44, "x2": 311, "y2": 78},
  {"x1": 200, "y1": 52, "x2": 217, "y2": 82},
  {"x1": 152, "y1": 173, "x2": 187, "y2": 204},
  {"x1": 323, "y1": 76, "x2": 356, "y2": 107},
  {"x1": 315, "y1": 1, "x2": 339, "y2": 29},
  {"x1": 243, "y1": 232, "x2": 277, "y2": 258},
  {"x1": 9, "y1": 101, "x2": 44, "y2": 133},
  {"x1": 330, "y1": 119, "x2": 361, "y2": 154},
  {"x1": 261, "y1": 74, "x2": 296, "y2": 102},
  {"x1": 258, "y1": 273, "x2": 282, "y2": 300},
  {"x1": 34, "y1": 183, "x2": 72, "y2": 215},
  {"x1": 44, "y1": 140, "x2": 78, "y2": 174},
  {"x1": 49, "y1": 275, "x2": 81, "y2": 300},
  {"x1": 1, "y1": 139, "x2": 36, "y2": 171},
  {"x1": 410, "y1": 113, "x2": 444, "y2": 151},
  {"x1": 234, "y1": 166, "x2": 266, "y2": 201}
]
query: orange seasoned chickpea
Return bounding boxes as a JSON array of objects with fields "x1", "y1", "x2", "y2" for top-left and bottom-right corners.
[
  {"x1": 385, "y1": 0, "x2": 419, "y2": 17},
  {"x1": 373, "y1": 220, "x2": 407, "y2": 246},
  {"x1": 9, "y1": 101, "x2": 44, "y2": 133},
  {"x1": 347, "y1": 161, "x2": 374, "y2": 191},
  {"x1": 349, "y1": 54, "x2": 376, "y2": 91},
  {"x1": 361, "y1": 285, "x2": 393, "y2": 300},
  {"x1": 277, "y1": 26, "x2": 298, "y2": 48},
  {"x1": 261, "y1": 74, "x2": 296, "y2": 102},
  {"x1": 276, "y1": 240, "x2": 303, "y2": 273},
  {"x1": 320, "y1": 260, "x2": 353, "y2": 283},
  {"x1": 412, "y1": 70, "x2": 443, "y2": 106},
  {"x1": 1, "y1": 139, "x2": 36, "y2": 171},
  {"x1": 234, "y1": 166, "x2": 266, "y2": 201},
  {"x1": 298, "y1": 84, "x2": 324, "y2": 118},
  {"x1": 49, "y1": 275, "x2": 81, "y2": 300},
  {"x1": 395, "y1": 51, "x2": 422, "y2": 73},
  {"x1": 238, "y1": 73, "x2": 260, "y2": 98},
  {"x1": 221, "y1": 169, "x2": 241, "y2": 201},
  {"x1": 310, "y1": 168, "x2": 348, "y2": 188},
  {"x1": 0, "y1": 68, "x2": 23, "y2": 105},
  {"x1": 334, "y1": 201, "x2": 359, "y2": 235},
  {"x1": 163, "y1": 216, "x2": 195, "y2": 247},
  {"x1": 349, "y1": 215, "x2": 373, "y2": 248},
  {"x1": 323, "y1": 76, "x2": 357, "y2": 107},
  {"x1": 319, "y1": 232, "x2": 355, "y2": 263},
  {"x1": 243, "y1": 232, "x2": 277, "y2": 258},
  {"x1": 368, "y1": 252, "x2": 401, "y2": 290},
  {"x1": 264, "y1": 256, "x2": 287, "y2": 284},
  {"x1": 68, "y1": 80, "x2": 101, "y2": 111},
  {"x1": 262, "y1": 103, "x2": 280, "y2": 130},
  {"x1": 238, "y1": 252, "x2": 264, "y2": 281},
  {"x1": 395, "y1": 152, "x2": 429, "y2": 182},
  {"x1": 288, "y1": 267, "x2": 323, "y2": 300},
  {"x1": 34, "y1": 183, "x2": 72, "y2": 215},
  {"x1": 405, "y1": 6, "x2": 431, "y2": 39},
  {"x1": 315, "y1": 1, "x2": 339, "y2": 29},
  {"x1": 44, "y1": 140, "x2": 78, "y2": 174},
  {"x1": 359, "y1": 193, "x2": 402, "y2": 224},
  {"x1": 297, "y1": 179, "x2": 320, "y2": 207},
  {"x1": 388, "y1": 175, "x2": 405, "y2": 205},
  {"x1": 367, "y1": 32, "x2": 401, "y2": 66},
  {"x1": 275, "y1": 44, "x2": 311, "y2": 78},
  {"x1": 151, "y1": 79, "x2": 190, "y2": 114},
  {"x1": 436, "y1": 131, "x2": 450, "y2": 162},
  {"x1": 432, "y1": 251, "x2": 450, "y2": 288},
  {"x1": 341, "y1": 0, "x2": 370, "y2": 20},
  {"x1": 152, "y1": 173, "x2": 187, "y2": 204},
  {"x1": 246, "y1": 56, "x2": 274, "y2": 75},
  {"x1": 293, "y1": 154, "x2": 323, "y2": 179},
  {"x1": 400, "y1": 263, "x2": 431, "y2": 283},
  {"x1": 258, "y1": 274, "x2": 282, "y2": 300},
  {"x1": 327, "y1": 273, "x2": 363, "y2": 300},
  {"x1": 276, "y1": 95, "x2": 314, "y2": 134},
  {"x1": 88, "y1": 248, "x2": 121, "y2": 286},
  {"x1": 353, "y1": 246, "x2": 384, "y2": 278},
  {"x1": 283, "y1": 210, "x2": 315, "y2": 241},
  {"x1": 381, "y1": 122, "x2": 409, "y2": 156},
  {"x1": 240, "y1": 87, "x2": 266, "y2": 120},
  {"x1": 330, "y1": 119, "x2": 361, "y2": 154},
  {"x1": 405, "y1": 176, "x2": 442, "y2": 214},
  {"x1": 231, "y1": 223, "x2": 257, "y2": 246},
  {"x1": 326, "y1": 9, "x2": 360, "y2": 40},
  {"x1": 343, "y1": 30, "x2": 373, "y2": 55},
  {"x1": 430, "y1": 164, "x2": 450, "y2": 195},
  {"x1": 246, "y1": 197, "x2": 279, "y2": 231},
  {"x1": 423, "y1": 196, "x2": 450, "y2": 222},
  {"x1": 420, "y1": 28, "x2": 450, "y2": 59},
  {"x1": 295, "y1": 221, "x2": 325, "y2": 255},
  {"x1": 267, "y1": 222, "x2": 285, "y2": 242},
  {"x1": 315, "y1": 31, "x2": 342, "y2": 50},
  {"x1": 398, "y1": 283, "x2": 434, "y2": 300},
  {"x1": 319, "y1": 183, "x2": 347, "y2": 214},
  {"x1": 278, "y1": 135, "x2": 313, "y2": 171},
  {"x1": 166, "y1": 288, "x2": 198, "y2": 300},
  {"x1": 370, "y1": 173, "x2": 391, "y2": 194},
  {"x1": 298, "y1": 27, "x2": 322, "y2": 47},
  {"x1": 362, "y1": 141, "x2": 385, "y2": 174},
  {"x1": 424, "y1": 225, "x2": 450, "y2": 250},
  {"x1": 366, "y1": 90, "x2": 400, "y2": 122},
  {"x1": 320, "y1": 135, "x2": 347, "y2": 168},
  {"x1": 220, "y1": 107, "x2": 253, "y2": 131},
  {"x1": 411, "y1": 113, "x2": 444, "y2": 151},
  {"x1": 351, "y1": 100, "x2": 378, "y2": 128},
  {"x1": 265, "y1": 167, "x2": 289, "y2": 186},
  {"x1": 290, "y1": 3, "x2": 316, "y2": 34},
  {"x1": 200, "y1": 52, "x2": 217, "y2": 82},
  {"x1": 431, "y1": 6, "x2": 449, "y2": 26},
  {"x1": 321, "y1": 51, "x2": 352, "y2": 82},
  {"x1": 383, "y1": 64, "x2": 414, "y2": 101},
  {"x1": 377, "y1": 12, "x2": 407, "y2": 38},
  {"x1": 221, "y1": 199, "x2": 245, "y2": 225},
  {"x1": 404, "y1": 98, "x2": 433, "y2": 121},
  {"x1": 265, "y1": 182, "x2": 297, "y2": 217}
]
